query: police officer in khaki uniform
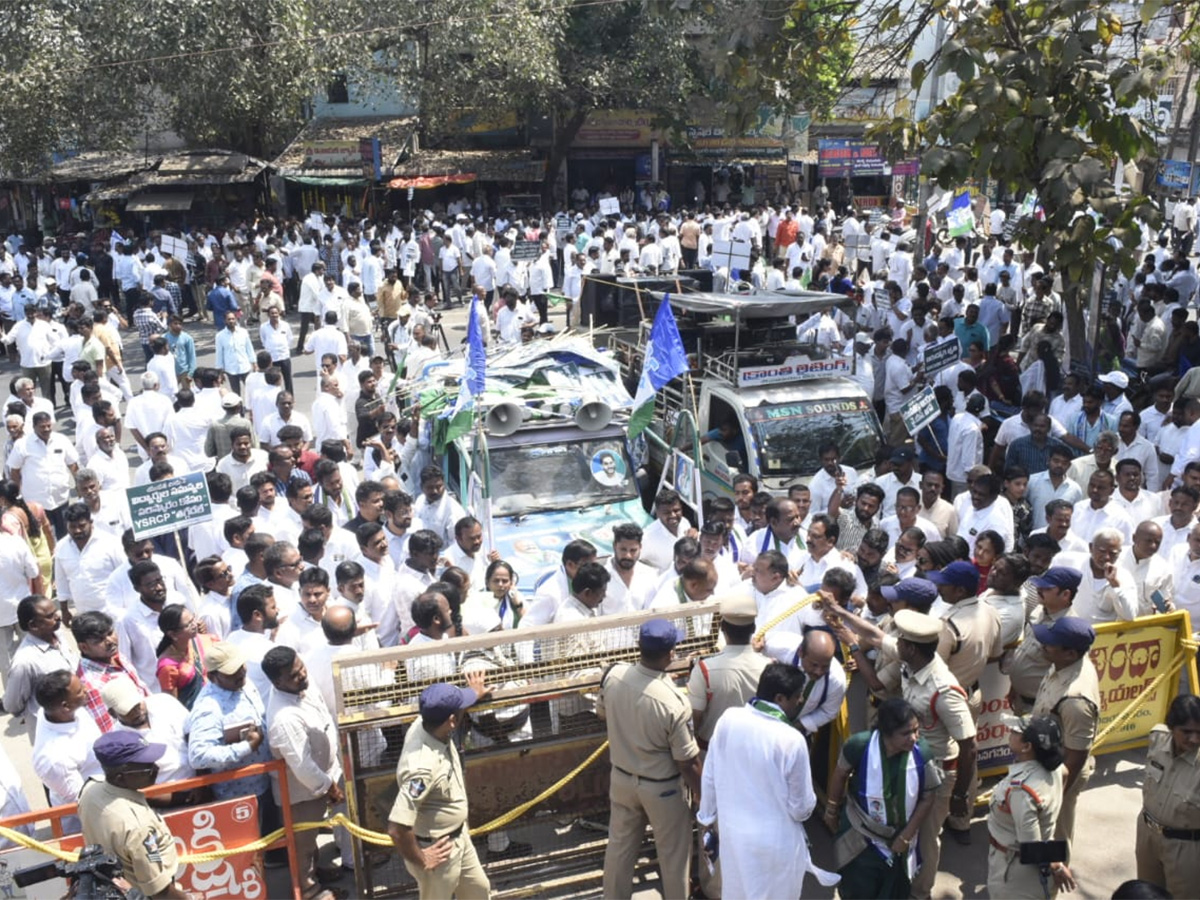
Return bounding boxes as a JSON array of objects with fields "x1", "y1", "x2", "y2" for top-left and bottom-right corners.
[
  {"x1": 928, "y1": 560, "x2": 1003, "y2": 841},
  {"x1": 892, "y1": 609, "x2": 976, "y2": 899},
  {"x1": 986, "y1": 714, "x2": 1076, "y2": 899},
  {"x1": 78, "y1": 731, "x2": 188, "y2": 900},
  {"x1": 687, "y1": 592, "x2": 769, "y2": 749},
  {"x1": 1030, "y1": 616, "x2": 1100, "y2": 856},
  {"x1": 1003, "y1": 567, "x2": 1079, "y2": 715},
  {"x1": 388, "y1": 673, "x2": 491, "y2": 900},
  {"x1": 599, "y1": 618, "x2": 702, "y2": 900},
  {"x1": 1136, "y1": 694, "x2": 1200, "y2": 897}
]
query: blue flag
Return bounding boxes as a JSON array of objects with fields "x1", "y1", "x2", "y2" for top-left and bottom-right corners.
[
  {"x1": 947, "y1": 191, "x2": 976, "y2": 237},
  {"x1": 443, "y1": 296, "x2": 486, "y2": 418},
  {"x1": 629, "y1": 295, "x2": 689, "y2": 438}
]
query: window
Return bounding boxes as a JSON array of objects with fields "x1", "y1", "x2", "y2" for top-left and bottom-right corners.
[{"x1": 326, "y1": 75, "x2": 349, "y2": 105}]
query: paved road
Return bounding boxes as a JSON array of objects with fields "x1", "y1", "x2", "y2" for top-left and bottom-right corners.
[{"x1": 0, "y1": 299, "x2": 1152, "y2": 896}]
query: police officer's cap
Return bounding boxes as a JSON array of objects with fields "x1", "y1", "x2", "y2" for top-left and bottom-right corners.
[
  {"x1": 1031, "y1": 616, "x2": 1095, "y2": 652},
  {"x1": 880, "y1": 577, "x2": 938, "y2": 606},
  {"x1": 926, "y1": 560, "x2": 980, "y2": 593},
  {"x1": 718, "y1": 592, "x2": 758, "y2": 626},
  {"x1": 1000, "y1": 713, "x2": 1063, "y2": 753},
  {"x1": 94, "y1": 731, "x2": 167, "y2": 768},
  {"x1": 892, "y1": 609, "x2": 943, "y2": 644},
  {"x1": 1029, "y1": 566, "x2": 1082, "y2": 592},
  {"x1": 419, "y1": 682, "x2": 478, "y2": 724},
  {"x1": 639, "y1": 618, "x2": 680, "y2": 653}
]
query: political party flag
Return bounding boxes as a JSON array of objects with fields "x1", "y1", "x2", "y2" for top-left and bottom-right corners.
[
  {"x1": 629, "y1": 296, "x2": 689, "y2": 439},
  {"x1": 946, "y1": 191, "x2": 976, "y2": 237},
  {"x1": 440, "y1": 296, "x2": 487, "y2": 442}
]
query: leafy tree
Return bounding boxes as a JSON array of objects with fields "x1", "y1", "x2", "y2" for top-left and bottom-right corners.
[{"x1": 871, "y1": 0, "x2": 1169, "y2": 363}]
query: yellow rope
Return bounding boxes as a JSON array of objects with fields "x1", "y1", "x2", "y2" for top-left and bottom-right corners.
[
  {"x1": 753, "y1": 593, "x2": 819, "y2": 643},
  {"x1": 0, "y1": 739, "x2": 612, "y2": 864}
]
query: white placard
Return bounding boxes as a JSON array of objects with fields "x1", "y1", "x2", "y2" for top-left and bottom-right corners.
[
  {"x1": 160, "y1": 234, "x2": 188, "y2": 259},
  {"x1": 711, "y1": 238, "x2": 753, "y2": 274},
  {"x1": 599, "y1": 197, "x2": 621, "y2": 216}
]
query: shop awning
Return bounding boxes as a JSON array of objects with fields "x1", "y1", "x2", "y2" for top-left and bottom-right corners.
[
  {"x1": 286, "y1": 175, "x2": 369, "y2": 187},
  {"x1": 126, "y1": 191, "x2": 194, "y2": 212},
  {"x1": 388, "y1": 172, "x2": 477, "y2": 189}
]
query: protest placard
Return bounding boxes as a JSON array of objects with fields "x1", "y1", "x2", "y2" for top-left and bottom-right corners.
[
  {"x1": 922, "y1": 336, "x2": 961, "y2": 376},
  {"x1": 125, "y1": 471, "x2": 214, "y2": 540},
  {"x1": 900, "y1": 385, "x2": 939, "y2": 436}
]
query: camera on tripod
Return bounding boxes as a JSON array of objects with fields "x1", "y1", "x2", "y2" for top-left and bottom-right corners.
[{"x1": 15, "y1": 844, "x2": 144, "y2": 900}]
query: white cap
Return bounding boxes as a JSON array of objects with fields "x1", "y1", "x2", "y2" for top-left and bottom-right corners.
[{"x1": 1097, "y1": 371, "x2": 1129, "y2": 390}]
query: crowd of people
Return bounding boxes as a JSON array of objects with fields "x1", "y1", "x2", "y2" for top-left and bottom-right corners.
[{"x1": 0, "y1": 191, "x2": 1194, "y2": 900}]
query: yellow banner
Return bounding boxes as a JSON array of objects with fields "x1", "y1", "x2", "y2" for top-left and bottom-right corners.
[{"x1": 1090, "y1": 610, "x2": 1196, "y2": 754}]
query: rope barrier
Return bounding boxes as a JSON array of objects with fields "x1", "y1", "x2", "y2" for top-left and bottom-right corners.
[
  {"x1": 753, "y1": 592, "x2": 819, "y2": 643},
  {"x1": 0, "y1": 738, "x2": 613, "y2": 865}
]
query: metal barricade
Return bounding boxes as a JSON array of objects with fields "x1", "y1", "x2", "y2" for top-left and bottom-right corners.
[{"x1": 332, "y1": 601, "x2": 724, "y2": 898}]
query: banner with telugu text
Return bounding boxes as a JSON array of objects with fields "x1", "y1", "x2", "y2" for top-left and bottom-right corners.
[{"x1": 975, "y1": 611, "x2": 1196, "y2": 776}]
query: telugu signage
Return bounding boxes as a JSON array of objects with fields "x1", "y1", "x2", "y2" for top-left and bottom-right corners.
[
  {"x1": 302, "y1": 138, "x2": 382, "y2": 179},
  {"x1": 737, "y1": 355, "x2": 852, "y2": 387},
  {"x1": 818, "y1": 139, "x2": 886, "y2": 178},
  {"x1": 900, "y1": 385, "x2": 940, "y2": 436},
  {"x1": 511, "y1": 239, "x2": 542, "y2": 262},
  {"x1": 922, "y1": 336, "x2": 961, "y2": 377},
  {"x1": 125, "y1": 472, "x2": 214, "y2": 540},
  {"x1": 975, "y1": 611, "x2": 1196, "y2": 775},
  {"x1": 0, "y1": 796, "x2": 266, "y2": 900}
]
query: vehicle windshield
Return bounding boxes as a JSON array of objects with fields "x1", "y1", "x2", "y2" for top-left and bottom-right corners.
[
  {"x1": 489, "y1": 436, "x2": 640, "y2": 516},
  {"x1": 746, "y1": 398, "x2": 880, "y2": 477}
]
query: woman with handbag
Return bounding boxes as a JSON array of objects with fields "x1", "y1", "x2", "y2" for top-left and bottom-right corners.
[{"x1": 824, "y1": 697, "x2": 942, "y2": 898}]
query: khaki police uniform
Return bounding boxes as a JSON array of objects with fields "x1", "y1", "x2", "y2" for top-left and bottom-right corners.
[
  {"x1": 1032, "y1": 654, "x2": 1100, "y2": 854},
  {"x1": 986, "y1": 759, "x2": 1064, "y2": 898},
  {"x1": 1006, "y1": 606, "x2": 1071, "y2": 714},
  {"x1": 897, "y1": 648, "x2": 973, "y2": 898},
  {"x1": 942, "y1": 596, "x2": 1002, "y2": 831},
  {"x1": 389, "y1": 721, "x2": 489, "y2": 899},
  {"x1": 78, "y1": 779, "x2": 179, "y2": 897},
  {"x1": 1136, "y1": 724, "x2": 1200, "y2": 898},
  {"x1": 598, "y1": 661, "x2": 699, "y2": 900},
  {"x1": 687, "y1": 644, "x2": 769, "y2": 746}
]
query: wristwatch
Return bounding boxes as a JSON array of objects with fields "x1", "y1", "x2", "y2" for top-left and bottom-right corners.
[{"x1": 848, "y1": 643, "x2": 861, "y2": 655}]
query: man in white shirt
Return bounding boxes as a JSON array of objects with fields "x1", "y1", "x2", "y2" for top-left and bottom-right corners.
[
  {"x1": 1112, "y1": 458, "x2": 1161, "y2": 526},
  {"x1": 311, "y1": 373, "x2": 350, "y2": 456},
  {"x1": 603, "y1": 523, "x2": 660, "y2": 613},
  {"x1": 946, "y1": 395, "x2": 987, "y2": 494},
  {"x1": 793, "y1": 514, "x2": 868, "y2": 600},
  {"x1": 32, "y1": 672, "x2": 102, "y2": 831},
  {"x1": 1027, "y1": 445, "x2": 1084, "y2": 529},
  {"x1": 9, "y1": 411, "x2": 78, "y2": 535},
  {"x1": 470, "y1": 245, "x2": 497, "y2": 308},
  {"x1": 438, "y1": 234, "x2": 462, "y2": 307},
  {"x1": 410, "y1": 466, "x2": 466, "y2": 548},
  {"x1": 957, "y1": 472, "x2": 1015, "y2": 555},
  {"x1": 1119, "y1": 521, "x2": 1175, "y2": 617},
  {"x1": 640, "y1": 488, "x2": 693, "y2": 573},
  {"x1": 1060, "y1": 529, "x2": 1140, "y2": 623},
  {"x1": 1169, "y1": 521, "x2": 1200, "y2": 625},
  {"x1": 216, "y1": 427, "x2": 270, "y2": 491},
  {"x1": 1070, "y1": 470, "x2": 1134, "y2": 543},
  {"x1": 807, "y1": 444, "x2": 858, "y2": 518},
  {"x1": 303, "y1": 311, "x2": 348, "y2": 372}
]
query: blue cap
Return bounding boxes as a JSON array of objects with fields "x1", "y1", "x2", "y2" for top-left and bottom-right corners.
[
  {"x1": 93, "y1": 731, "x2": 166, "y2": 768},
  {"x1": 419, "y1": 683, "x2": 478, "y2": 724},
  {"x1": 890, "y1": 447, "x2": 917, "y2": 464},
  {"x1": 1032, "y1": 616, "x2": 1095, "y2": 652},
  {"x1": 639, "y1": 618, "x2": 681, "y2": 653},
  {"x1": 1030, "y1": 566, "x2": 1083, "y2": 591},
  {"x1": 927, "y1": 560, "x2": 980, "y2": 593},
  {"x1": 880, "y1": 577, "x2": 939, "y2": 607}
]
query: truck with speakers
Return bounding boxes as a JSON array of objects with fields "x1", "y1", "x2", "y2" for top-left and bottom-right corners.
[
  {"x1": 410, "y1": 336, "x2": 651, "y2": 584},
  {"x1": 608, "y1": 289, "x2": 884, "y2": 519}
]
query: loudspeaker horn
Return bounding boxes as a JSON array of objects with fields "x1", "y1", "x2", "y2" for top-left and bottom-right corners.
[
  {"x1": 574, "y1": 400, "x2": 612, "y2": 432},
  {"x1": 485, "y1": 402, "x2": 526, "y2": 436}
]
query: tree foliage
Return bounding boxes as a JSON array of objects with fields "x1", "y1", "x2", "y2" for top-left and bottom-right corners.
[
  {"x1": 0, "y1": 0, "x2": 857, "y2": 187},
  {"x1": 873, "y1": 1, "x2": 1169, "y2": 276},
  {"x1": 871, "y1": 0, "x2": 1170, "y2": 359}
]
